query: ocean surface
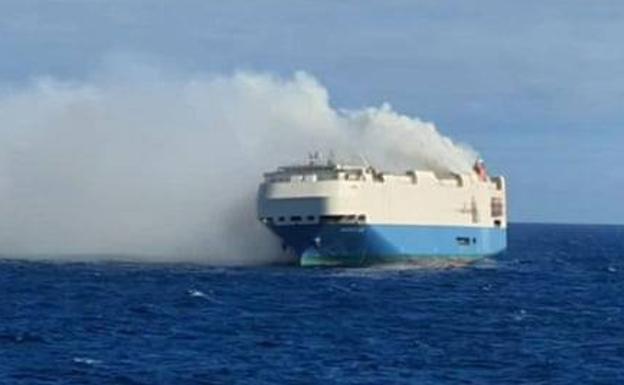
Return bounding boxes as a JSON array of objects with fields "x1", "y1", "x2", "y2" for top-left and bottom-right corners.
[{"x1": 1, "y1": 223, "x2": 623, "y2": 384}]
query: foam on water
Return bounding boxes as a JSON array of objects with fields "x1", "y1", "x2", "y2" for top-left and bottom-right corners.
[
  {"x1": 187, "y1": 289, "x2": 206, "y2": 298},
  {"x1": 72, "y1": 357, "x2": 102, "y2": 366}
]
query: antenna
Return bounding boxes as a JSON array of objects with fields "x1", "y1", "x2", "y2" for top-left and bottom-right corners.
[
  {"x1": 308, "y1": 151, "x2": 321, "y2": 165},
  {"x1": 328, "y1": 150, "x2": 336, "y2": 166},
  {"x1": 357, "y1": 153, "x2": 370, "y2": 168}
]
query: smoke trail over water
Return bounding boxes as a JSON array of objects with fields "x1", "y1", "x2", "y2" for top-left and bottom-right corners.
[{"x1": 0, "y1": 70, "x2": 477, "y2": 264}]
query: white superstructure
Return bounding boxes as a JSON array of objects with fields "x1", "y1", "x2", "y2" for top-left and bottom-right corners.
[{"x1": 258, "y1": 161, "x2": 506, "y2": 228}]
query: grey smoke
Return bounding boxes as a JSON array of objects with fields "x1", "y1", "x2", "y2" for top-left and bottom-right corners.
[{"x1": 0, "y1": 70, "x2": 477, "y2": 264}]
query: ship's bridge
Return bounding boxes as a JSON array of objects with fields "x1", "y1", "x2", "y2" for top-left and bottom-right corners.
[
  {"x1": 259, "y1": 161, "x2": 375, "y2": 227},
  {"x1": 263, "y1": 162, "x2": 383, "y2": 184}
]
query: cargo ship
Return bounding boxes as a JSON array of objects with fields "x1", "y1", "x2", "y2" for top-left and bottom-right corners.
[{"x1": 257, "y1": 155, "x2": 507, "y2": 267}]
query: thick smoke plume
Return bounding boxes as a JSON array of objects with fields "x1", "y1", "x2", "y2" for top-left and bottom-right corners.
[{"x1": 0, "y1": 70, "x2": 477, "y2": 264}]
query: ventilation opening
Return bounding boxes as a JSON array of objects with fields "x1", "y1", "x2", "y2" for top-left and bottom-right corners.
[
  {"x1": 491, "y1": 197, "x2": 504, "y2": 218},
  {"x1": 320, "y1": 215, "x2": 343, "y2": 224},
  {"x1": 320, "y1": 214, "x2": 367, "y2": 225},
  {"x1": 494, "y1": 219, "x2": 502, "y2": 227}
]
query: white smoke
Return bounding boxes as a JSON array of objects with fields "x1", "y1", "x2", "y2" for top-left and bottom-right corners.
[{"x1": 0, "y1": 70, "x2": 477, "y2": 264}]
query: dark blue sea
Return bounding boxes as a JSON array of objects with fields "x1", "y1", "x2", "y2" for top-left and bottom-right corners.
[{"x1": 1, "y1": 224, "x2": 623, "y2": 384}]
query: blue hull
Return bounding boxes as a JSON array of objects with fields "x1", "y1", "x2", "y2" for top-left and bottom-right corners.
[{"x1": 269, "y1": 224, "x2": 506, "y2": 267}]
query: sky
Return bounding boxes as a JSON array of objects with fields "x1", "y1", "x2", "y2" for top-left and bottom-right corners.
[{"x1": 1, "y1": 0, "x2": 623, "y2": 225}]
